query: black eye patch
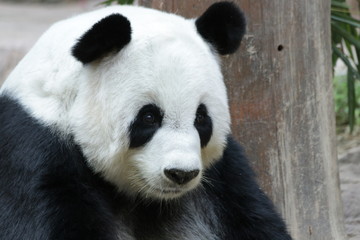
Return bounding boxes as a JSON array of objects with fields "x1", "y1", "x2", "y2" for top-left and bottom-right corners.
[
  {"x1": 129, "y1": 104, "x2": 163, "y2": 148},
  {"x1": 194, "y1": 104, "x2": 213, "y2": 148}
]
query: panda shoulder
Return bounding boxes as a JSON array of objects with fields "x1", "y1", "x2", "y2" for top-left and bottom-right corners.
[
  {"x1": 204, "y1": 136, "x2": 260, "y2": 195},
  {"x1": 215, "y1": 136, "x2": 256, "y2": 178}
]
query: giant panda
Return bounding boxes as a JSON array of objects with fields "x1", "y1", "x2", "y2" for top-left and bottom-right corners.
[{"x1": 0, "y1": 2, "x2": 292, "y2": 240}]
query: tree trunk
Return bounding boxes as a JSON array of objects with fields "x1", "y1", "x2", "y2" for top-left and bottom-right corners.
[{"x1": 138, "y1": 0, "x2": 347, "y2": 239}]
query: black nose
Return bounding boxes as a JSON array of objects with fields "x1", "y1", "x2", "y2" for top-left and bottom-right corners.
[{"x1": 164, "y1": 169, "x2": 200, "y2": 185}]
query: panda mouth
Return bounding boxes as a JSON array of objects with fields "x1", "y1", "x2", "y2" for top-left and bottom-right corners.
[
  {"x1": 136, "y1": 178, "x2": 189, "y2": 199},
  {"x1": 154, "y1": 187, "x2": 182, "y2": 194}
]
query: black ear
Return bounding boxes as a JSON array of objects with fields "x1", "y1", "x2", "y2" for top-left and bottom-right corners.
[
  {"x1": 72, "y1": 14, "x2": 131, "y2": 64},
  {"x1": 195, "y1": 2, "x2": 246, "y2": 55}
]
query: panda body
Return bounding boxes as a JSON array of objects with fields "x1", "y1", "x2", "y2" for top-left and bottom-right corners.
[{"x1": 0, "y1": 2, "x2": 292, "y2": 240}]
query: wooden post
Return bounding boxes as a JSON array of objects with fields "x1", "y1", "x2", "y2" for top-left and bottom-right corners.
[{"x1": 139, "y1": 0, "x2": 347, "y2": 239}]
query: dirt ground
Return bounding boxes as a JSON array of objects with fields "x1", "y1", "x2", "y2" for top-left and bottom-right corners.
[{"x1": 0, "y1": 2, "x2": 359, "y2": 239}]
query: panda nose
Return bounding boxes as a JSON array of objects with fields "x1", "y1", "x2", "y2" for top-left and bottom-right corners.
[{"x1": 164, "y1": 169, "x2": 200, "y2": 185}]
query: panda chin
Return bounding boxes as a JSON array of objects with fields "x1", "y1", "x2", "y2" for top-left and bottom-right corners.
[
  {"x1": 139, "y1": 184, "x2": 194, "y2": 200},
  {"x1": 150, "y1": 188, "x2": 194, "y2": 200},
  {"x1": 137, "y1": 176, "x2": 201, "y2": 200},
  {"x1": 153, "y1": 187, "x2": 183, "y2": 199}
]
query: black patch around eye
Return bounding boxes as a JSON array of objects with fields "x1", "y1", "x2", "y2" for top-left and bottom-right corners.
[
  {"x1": 129, "y1": 104, "x2": 163, "y2": 148},
  {"x1": 194, "y1": 104, "x2": 213, "y2": 148}
]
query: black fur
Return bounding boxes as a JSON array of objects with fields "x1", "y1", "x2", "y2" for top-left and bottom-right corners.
[
  {"x1": 196, "y1": 2, "x2": 246, "y2": 55},
  {"x1": 204, "y1": 138, "x2": 292, "y2": 239},
  {"x1": 0, "y1": 96, "x2": 292, "y2": 239},
  {"x1": 72, "y1": 14, "x2": 131, "y2": 64},
  {"x1": 194, "y1": 104, "x2": 212, "y2": 147},
  {"x1": 0, "y1": 96, "x2": 119, "y2": 240},
  {"x1": 129, "y1": 104, "x2": 163, "y2": 148}
]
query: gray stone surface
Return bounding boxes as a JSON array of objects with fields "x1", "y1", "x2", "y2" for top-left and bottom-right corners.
[{"x1": 339, "y1": 147, "x2": 360, "y2": 240}]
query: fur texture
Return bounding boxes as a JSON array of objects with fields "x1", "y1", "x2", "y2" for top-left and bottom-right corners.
[
  {"x1": 0, "y1": 96, "x2": 118, "y2": 240},
  {"x1": 129, "y1": 104, "x2": 164, "y2": 148},
  {"x1": 1, "y1": 4, "x2": 231, "y2": 199},
  {"x1": 0, "y1": 96, "x2": 291, "y2": 240},
  {"x1": 195, "y1": 2, "x2": 246, "y2": 55},
  {"x1": 72, "y1": 14, "x2": 131, "y2": 64},
  {"x1": 0, "y1": 2, "x2": 292, "y2": 239}
]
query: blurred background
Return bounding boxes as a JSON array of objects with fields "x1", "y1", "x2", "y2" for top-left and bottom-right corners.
[{"x1": 0, "y1": 0, "x2": 103, "y2": 84}]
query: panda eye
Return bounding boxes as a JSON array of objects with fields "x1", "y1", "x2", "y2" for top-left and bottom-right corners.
[
  {"x1": 194, "y1": 104, "x2": 213, "y2": 148},
  {"x1": 195, "y1": 112, "x2": 206, "y2": 125},
  {"x1": 195, "y1": 105, "x2": 207, "y2": 125},
  {"x1": 142, "y1": 112, "x2": 156, "y2": 125},
  {"x1": 129, "y1": 104, "x2": 163, "y2": 148}
]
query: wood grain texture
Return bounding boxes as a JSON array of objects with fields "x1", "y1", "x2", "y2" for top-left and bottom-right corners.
[{"x1": 138, "y1": 0, "x2": 347, "y2": 239}]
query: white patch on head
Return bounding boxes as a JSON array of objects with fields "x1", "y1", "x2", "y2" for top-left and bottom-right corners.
[{"x1": 0, "y1": 6, "x2": 231, "y2": 199}]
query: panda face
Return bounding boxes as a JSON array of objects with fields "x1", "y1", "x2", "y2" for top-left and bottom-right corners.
[
  {"x1": 70, "y1": 32, "x2": 231, "y2": 199},
  {"x1": 125, "y1": 104, "x2": 213, "y2": 199},
  {"x1": 1, "y1": 3, "x2": 245, "y2": 200}
]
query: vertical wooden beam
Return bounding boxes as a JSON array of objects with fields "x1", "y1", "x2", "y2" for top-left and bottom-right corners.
[{"x1": 139, "y1": 1, "x2": 347, "y2": 239}]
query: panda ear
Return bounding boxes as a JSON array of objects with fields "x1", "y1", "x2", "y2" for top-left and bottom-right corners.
[
  {"x1": 72, "y1": 14, "x2": 131, "y2": 64},
  {"x1": 195, "y1": 2, "x2": 246, "y2": 55}
]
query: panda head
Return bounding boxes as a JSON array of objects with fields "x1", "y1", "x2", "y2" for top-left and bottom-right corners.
[
  {"x1": 6, "y1": 2, "x2": 246, "y2": 200},
  {"x1": 70, "y1": 2, "x2": 245, "y2": 200}
]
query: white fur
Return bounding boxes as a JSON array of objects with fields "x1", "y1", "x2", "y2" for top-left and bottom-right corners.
[{"x1": 0, "y1": 6, "x2": 231, "y2": 199}]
